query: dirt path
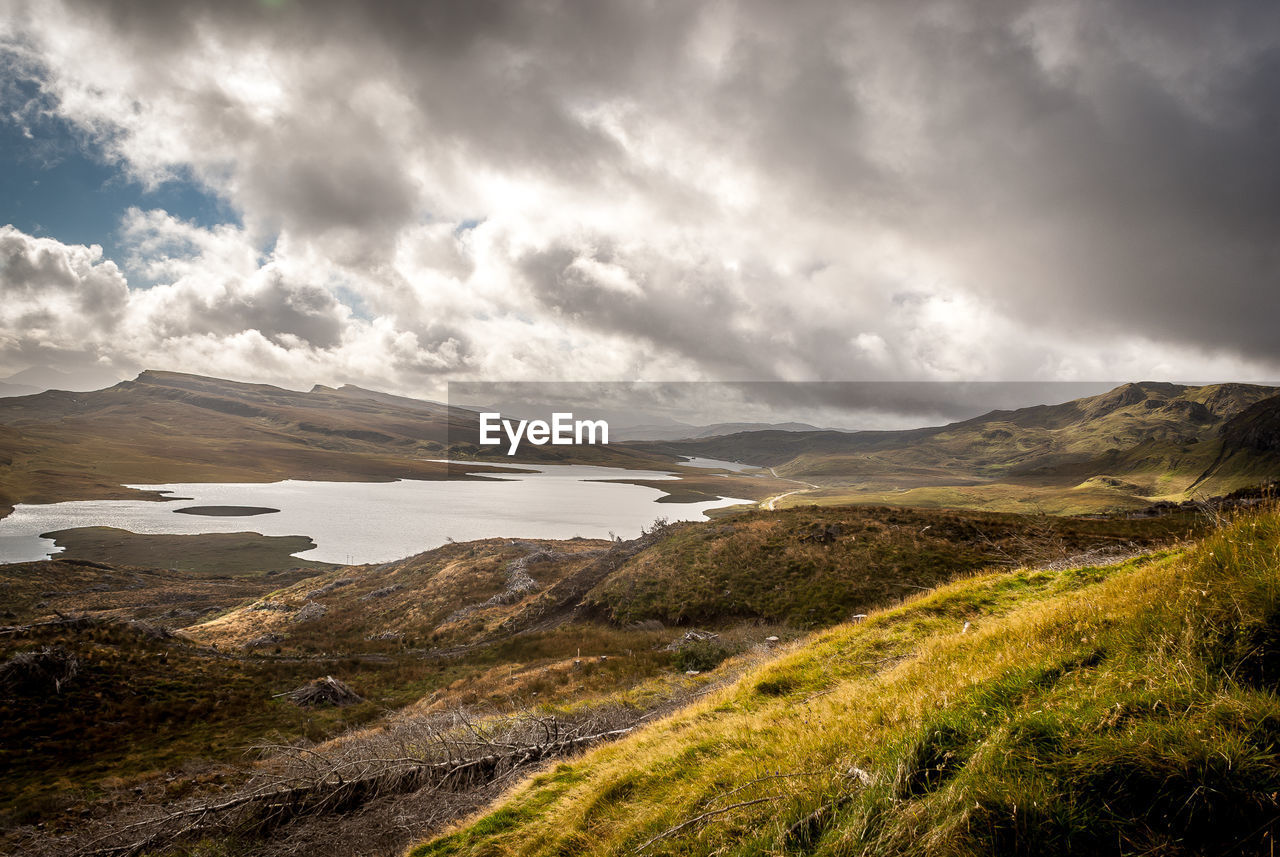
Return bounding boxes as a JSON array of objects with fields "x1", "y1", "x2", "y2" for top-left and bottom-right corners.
[{"x1": 760, "y1": 468, "x2": 820, "y2": 510}]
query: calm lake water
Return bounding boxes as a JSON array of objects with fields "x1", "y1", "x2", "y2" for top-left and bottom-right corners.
[
  {"x1": 0, "y1": 461, "x2": 752, "y2": 565},
  {"x1": 676, "y1": 457, "x2": 762, "y2": 473}
]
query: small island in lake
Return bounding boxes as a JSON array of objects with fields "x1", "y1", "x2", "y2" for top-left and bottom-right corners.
[{"x1": 173, "y1": 506, "x2": 281, "y2": 517}]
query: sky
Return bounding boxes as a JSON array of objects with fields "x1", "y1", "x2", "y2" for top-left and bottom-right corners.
[{"x1": 1, "y1": 0, "x2": 1278, "y2": 409}]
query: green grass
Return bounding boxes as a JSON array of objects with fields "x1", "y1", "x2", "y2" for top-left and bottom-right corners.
[
  {"x1": 773, "y1": 479, "x2": 1159, "y2": 515},
  {"x1": 586, "y1": 506, "x2": 1198, "y2": 627},
  {"x1": 412, "y1": 508, "x2": 1280, "y2": 857}
]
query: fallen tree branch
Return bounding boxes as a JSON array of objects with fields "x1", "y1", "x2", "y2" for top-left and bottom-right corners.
[{"x1": 76, "y1": 720, "x2": 635, "y2": 857}]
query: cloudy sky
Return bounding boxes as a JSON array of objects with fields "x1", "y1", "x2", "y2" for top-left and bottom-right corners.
[{"x1": 1, "y1": 0, "x2": 1278, "y2": 403}]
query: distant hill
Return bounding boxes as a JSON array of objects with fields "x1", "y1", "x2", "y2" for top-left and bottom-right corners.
[
  {"x1": 0, "y1": 370, "x2": 706, "y2": 519},
  {"x1": 1216, "y1": 392, "x2": 1280, "y2": 455},
  {"x1": 0, "y1": 370, "x2": 472, "y2": 517},
  {"x1": 1189, "y1": 392, "x2": 1280, "y2": 492},
  {"x1": 641, "y1": 382, "x2": 1279, "y2": 513},
  {"x1": 3, "y1": 374, "x2": 1276, "y2": 520}
]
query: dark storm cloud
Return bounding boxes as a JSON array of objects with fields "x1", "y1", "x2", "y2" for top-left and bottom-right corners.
[
  {"x1": 3, "y1": 0, "x2": 1280, "y2": 394},
  {"x1": 155, "y1": 270, "x2": 346, "y2": 349},
  {"x1": 896, "y1": 0, "x2": 1280, "y2": 357},
  {"x1": 232, "y1": 125, "x2": 418, "y2": 244}
]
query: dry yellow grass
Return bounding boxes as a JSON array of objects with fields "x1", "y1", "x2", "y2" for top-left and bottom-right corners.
[{"x1": 413, "y1": 509, "x2": 1280, "y2": 856}]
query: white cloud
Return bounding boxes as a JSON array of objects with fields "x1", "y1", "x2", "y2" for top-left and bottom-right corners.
[
  {"x1": 0, "y1": 0, "x2": 1277, "y2": 396},
  {"x1": 0, "y1": 225, "x2": 130, "y2": 347}
]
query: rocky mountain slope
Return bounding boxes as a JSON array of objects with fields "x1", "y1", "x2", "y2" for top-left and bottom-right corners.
[{"x1": 649, "y1": 382, "x2": 1279, "y2": 513}]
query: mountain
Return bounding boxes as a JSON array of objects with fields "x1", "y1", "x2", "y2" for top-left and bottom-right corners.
[
  {"x1": 644, "y1": 382, "x2": 1279, "y2": 513},
  {"x1": 3, "y1": 374, "x2": 1275, "y2": 522},
  {"x1": 4, "y1": 373, "x2": 1276, "y2": 855},
  {"x1": 1219, "y1": 393, "x2": 1280, "y2": 453},
  {"x1": 0, "y1": 370, "x2": 468, "y2": 517},
  {"x1": 0, "y1": 370, "x2": 740, "y2": 520},
  {"x1": 1189, "y1": 392, "x2": 1280, "y2": 492}
]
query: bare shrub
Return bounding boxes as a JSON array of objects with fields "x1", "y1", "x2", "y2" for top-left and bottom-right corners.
[{"x1": 0, "y1": 646, "x2": 79, "y2": 697}]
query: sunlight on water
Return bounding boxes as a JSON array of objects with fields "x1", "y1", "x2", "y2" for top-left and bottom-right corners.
[{"x1": 0, "y1": 462, "x2": 750, "y2": 565}]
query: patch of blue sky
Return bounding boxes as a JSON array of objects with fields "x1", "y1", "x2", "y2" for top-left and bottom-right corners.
[
  {"x1": 334, "y1": 284, "x2": 373, "y2": 322},
  {"x1": 0, "y1": 94, "x2": 238, "y2": 275}
]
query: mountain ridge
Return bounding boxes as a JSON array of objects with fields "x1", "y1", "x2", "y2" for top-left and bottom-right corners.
[
  {"x1": 647, "y1": 381, "x2": 1279, "y2": 512},
  {"x1": 1, "y1": 373, "x2": 1277, "y2": 521},
  {"x1": 0, "y1": 370, "x2": 764, "y2": 521}
]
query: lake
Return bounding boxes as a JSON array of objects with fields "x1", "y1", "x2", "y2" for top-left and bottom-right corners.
[
  {"x1": 676, "y1": 457, "x2": 763, "y2": 473},
  {"x1": 0, "y1": 461, "x2": 752, "y2": 565}
]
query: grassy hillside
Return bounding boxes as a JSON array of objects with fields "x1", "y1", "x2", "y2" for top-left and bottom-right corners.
[
  {"x1": 184, "y1": 536, "x2": 637, "y2": 655},
  {"x1": 658, "y1": 382, "x2": 1274, "y2": 470},
  {"x1": 185, "y1": 506, "x2": 1194, "y2": 652},
  {"x1": 414, "y1": 508, "x2": 1280, "y2": 857},
  {"x1": 582, "y1": 506, "x2": 1194, "y2": 627},
  {"x1": 651, "y1": 383, "x2": 1279, "y2": 513},
  {"x1": 1192, "y1": 393, "x2": 1280, "y2": 496},
  {"x1": 0, "y1": 505, "x2": 1195, "y2": 845}
]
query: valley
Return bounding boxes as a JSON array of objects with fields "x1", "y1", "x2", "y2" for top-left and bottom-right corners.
[
  {"x1": 1, "y1": 373, "x2": 1277, "y2": 856},
  {"x1": 648, "y1": 382, "x2": 1280, "y2": 514},
  {"x1": 1, "y1": 504, "x2": 1200, "y2": 856},
  {"x1": 3, "y1": 375, "x2": 1276, "y2": 538},
  {"x1": 0, "y1": 371, "x2": 780, "y2": 524},
  {"x1": 7, "y1": 5, "x2": 1276, "y2": 855}
]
